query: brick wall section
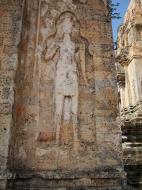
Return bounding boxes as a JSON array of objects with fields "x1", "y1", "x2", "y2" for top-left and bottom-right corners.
[{"x1": 0, "y1": 0, "x2": 22, "y2": 189}]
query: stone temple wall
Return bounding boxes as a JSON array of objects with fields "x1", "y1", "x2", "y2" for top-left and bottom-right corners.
[
  {"x1": 0, "y1": 0, "x2": 125, "y2": 189},
  {"x1": 0, "y1": 0, "x2": 22, "y2": 189}
]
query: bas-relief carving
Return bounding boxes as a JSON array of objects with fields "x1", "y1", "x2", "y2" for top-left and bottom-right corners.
[
  {"x1": 44, "y1": 12, "x2": 89, "y2": 145},
  {"x1": 30, "y1": 1, "x2": 94, "y2": 149}
]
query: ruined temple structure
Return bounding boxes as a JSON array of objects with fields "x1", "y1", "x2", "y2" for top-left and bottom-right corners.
[
  {"x1": 116, "y1": 0, "x2": 142, "y2": 189},
  {"x1": 0, "y1": 0, "x2": 126, "y2": 189}
]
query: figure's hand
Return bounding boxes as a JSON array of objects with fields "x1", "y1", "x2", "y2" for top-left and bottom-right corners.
[{"x1": 45, "y1": 43, "x2": 59, "y2": 61}]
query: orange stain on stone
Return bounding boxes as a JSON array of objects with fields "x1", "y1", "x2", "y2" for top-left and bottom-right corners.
[
  {"x1": 0, "y1": 8, "x2": 6, "y2": 17},
  {"x1": 16, "y1": 106, "x2": 25, "y2": 116}
]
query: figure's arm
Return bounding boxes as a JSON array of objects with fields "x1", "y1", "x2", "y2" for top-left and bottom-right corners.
[
  {"x1": 79, "y1": 44, "x2": 88, "y2": 85},
  {"x1": 45, "y1": 42, "x2": 59, "y2": 61}
]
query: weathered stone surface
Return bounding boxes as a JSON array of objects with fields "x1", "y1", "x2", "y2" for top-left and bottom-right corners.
[
  {"x1": 0, "y1": 0, "x2": 22, "y2": 188},
  {"x1": 0, "y1": 0, "x2": 124, "y2": 189}
]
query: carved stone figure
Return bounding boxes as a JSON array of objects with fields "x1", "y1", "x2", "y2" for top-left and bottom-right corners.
[{"x1": 45, "y1": 12, "x2": 88, "y2": 144}]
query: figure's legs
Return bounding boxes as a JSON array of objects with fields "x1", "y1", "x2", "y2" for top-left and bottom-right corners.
[
  {"x1": 72, "y1": 95, "x2": 79, "y2": 143},
  {"x1": 64, "y1": 97, "x2": 72, "y2": 122},
  {"x1": 55, "y1": 94, "x2": 64, "y2": 144},
  {"x1": 62, "y1": 97, "x2": 72, "y2": 145}
]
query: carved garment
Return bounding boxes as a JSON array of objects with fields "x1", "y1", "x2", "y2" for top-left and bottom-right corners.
[{"x1": 55, "y1": 37, "x2": 78, "y2": 96}]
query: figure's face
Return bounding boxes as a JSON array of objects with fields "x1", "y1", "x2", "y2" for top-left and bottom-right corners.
[{"x1": 62, "y1": 17, "x2": 73, "y2": 34}]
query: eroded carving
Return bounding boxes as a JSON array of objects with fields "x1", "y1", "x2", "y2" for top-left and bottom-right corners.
[{"x1": 45, "y1": 12, "x2": 88, "y2": 145}]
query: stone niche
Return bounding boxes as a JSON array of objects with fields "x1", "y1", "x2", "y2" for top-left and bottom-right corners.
[{"x1": 0, "y1": 0, "x2": 125, "y2": 189}]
